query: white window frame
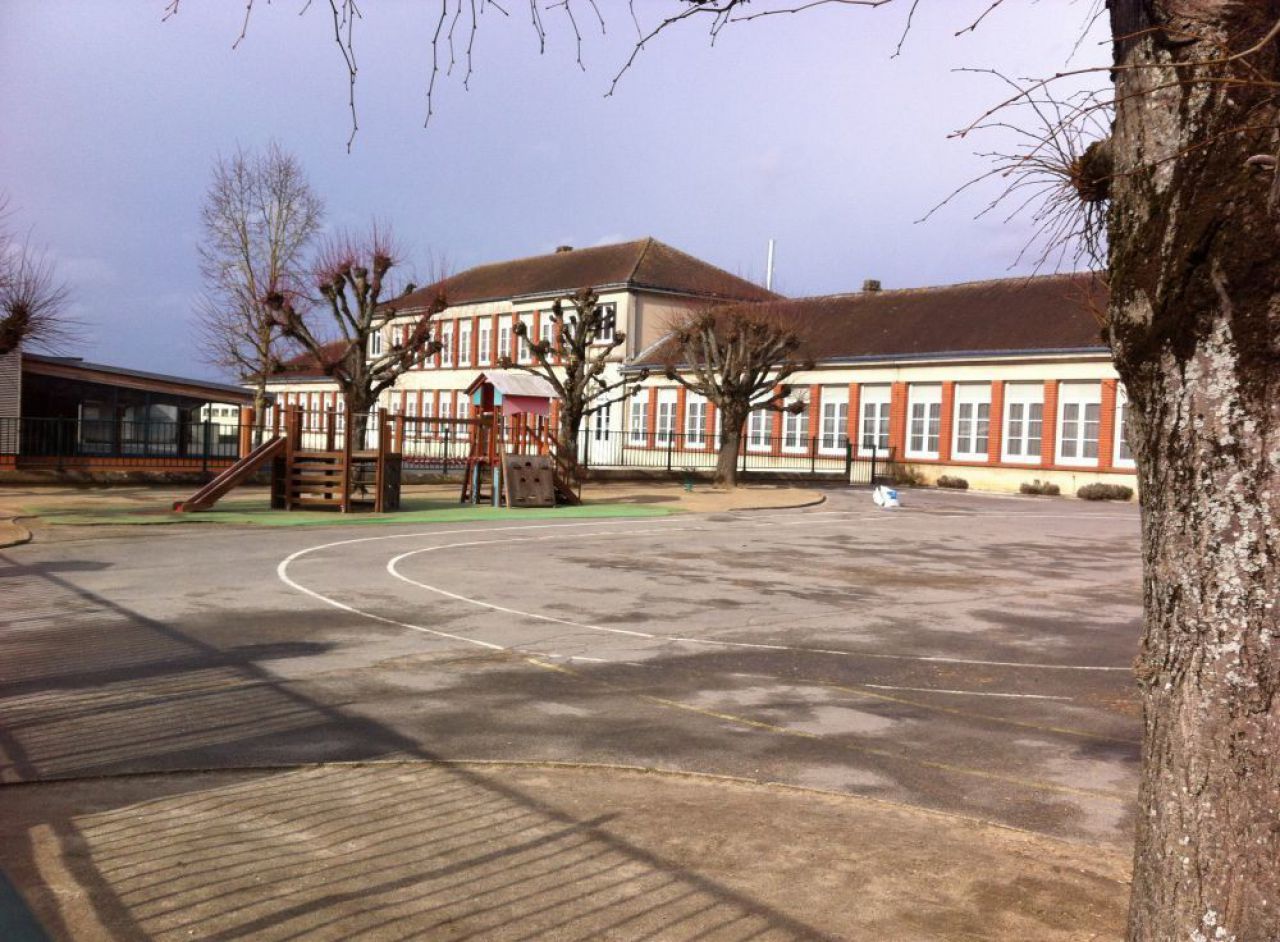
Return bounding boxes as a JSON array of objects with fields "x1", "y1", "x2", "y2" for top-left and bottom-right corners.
[
  {"x1": 498, "y1": 316, "x2": 512, "y2": 364},
  {"x1": 655, "y1": 389, "x2": 678, "y2": 445},
  {"x1": 747, "y1": 408, "x2": 771, "y2": 452},
  {"x1": 477, "y1": 320, "x2": 492, "y2": 366},
  {"x1": 628, "y1": 390, "x2": 649, "y2": 446},
  {"x1": 818, "y1": 388, "x2": 848, "y2": 455},
  {"x1": 782, "y1": 399, "x2": 810, "y2": 454},
  {"x1": 685, "y1": 393, "x2": 708, "y2": 448},
  {"x1": 905, "y1": 384, "x2": 942, "y2": 459},
  {"x1": 1002, "y1": 383, "x2": 1045, "y2": 464},
  {"x1": 952, "y1": 384, "x2": 991, "y2": 462},
  {"x1": 368, "y1": 328, "x2": 383, "y2": 359},
  {"x1": 858, "y1": 385, "x2": 891, "y2": 457},
  {"x1": 439, "y1": 323, "x2": 454, "y2": 368},
  {"x1": 1114, "y1": 386, "x2": 1135, "y2": 468},
  {"x1": 590, "y1": 404, "x2": 612, "y2": 443},
  {"x1": 457, "y1": 320, "x2": 472, "y2": 368},
  {"x1": 517, "y1": 314, "x2": 534, "y2": 364},
  {"x1": 593, "y1": 302, "x2": 617, "y2": 346},
  {"x1": 1057, "y1": 381, "x2": 1102, "y2": 467}
]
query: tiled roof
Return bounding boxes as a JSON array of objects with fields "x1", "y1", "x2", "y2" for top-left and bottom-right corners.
[
  {"x1": 397, "y1": 238, "x2": 777, "y2": 310},
  {"x1": 271, "y1": 341, "x2": 347, "y2": 379},
  {"x1": 632, "y1": 272, "x2": 1109, "y2": 367}
]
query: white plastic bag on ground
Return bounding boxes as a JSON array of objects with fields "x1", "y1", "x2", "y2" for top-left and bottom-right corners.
[{"x1": 872, "y1": 485, "x2": 901, "y2": 509}]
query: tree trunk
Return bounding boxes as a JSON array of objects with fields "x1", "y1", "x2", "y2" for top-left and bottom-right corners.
[
  {"x1": 715, "y1": 409, "x2": 747, "y2": 488},
  {"x1": 557, "y1": 405, "x2": 583, "y2": 476},
  {"x1": 1109, "y1": 4, "x2": 1280, "y2": 940}
]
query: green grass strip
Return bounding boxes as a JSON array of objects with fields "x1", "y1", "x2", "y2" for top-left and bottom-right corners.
[{"x1": 25, "y1": 496, "x2": 676, "y2": 528}]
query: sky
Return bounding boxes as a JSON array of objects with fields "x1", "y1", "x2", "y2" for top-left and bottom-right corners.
[{"x1": 1, "y1": 1, "x2": 1110, "y2": 381}]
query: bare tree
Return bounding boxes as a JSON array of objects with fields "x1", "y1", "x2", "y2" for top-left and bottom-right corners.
[
  {"x1": 195, "y1": 144, "x2": 324, "y2": 416},
  {"x1": 662, "y1": 302, "x2": 811, "y2": 488},
  {"x1": 0, "y1": 194, "x2": 73, "y2": 355},
  {"x1": 498, "y1": 287, "x2": 647, "y2": 473},
  {"x1": 265, "y1": 226, "x2": 446, "y2": 442},
  {"x1": 167, "y1": 3, "x2": 1280, "y2": 938}
]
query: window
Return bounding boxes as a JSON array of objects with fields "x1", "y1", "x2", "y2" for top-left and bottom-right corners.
[
  {"x1": 628, "y1": 391, "x2": 649, "y2": 445},
  {"x1": 498, "y1": 316, "x2": 512, "y2": 363},
  {"x1": 422, "y1": 397, "x2": 435, "y2": 438},
  {"x1": 1115, "y1": 386, "x2": 1135, "y2": 467},
  {"x1": 906, "y1": 384, "x2": 942, "y2": 459},
  {"x1": 1002, "y1": 383, "x2": 1044, "y2": 463},
  {"x1": 540, "y1": 318, "x2": 554, "y2": 359},
  {"x1": 594, "y1": 303, "x2": 617, "y2": 344},
  {"x1": 747, "y1": 408, "x2": 771, "y2": 452},
  {"x1": 1057, "y1": 382, "x2": 1101, "y2": 465},
  {"x1": 686, "y1": 394, "x2": 708, "y2": 447},
  {"x1": 458, "y1": 321, "x2": 472, "y2": 367},
  {"x1": 655, "y1": 390, "x2": 678, "y2": 445},
  {"x1": 782, "y1": 399, "x2": 809, "y2": 453},
  {"x1": 819, "y1": 388, "x2": 848, "y2": 454},
  {"x1": 440, "y1": 323, "x2": 453, "y2": 368},
  {"x1": 952, "y1": 384, "x2": 991, "y2": 461},
  {"x1": 517, "y1": 314, "x2": 534, "y2": 363},
  {"x1": 368, "y1": 328, "x2": 383, "y2": 358},
  {"x1": 591, "y1": 405, "x2": 611, "y2": 442},
  {"x1": 858, "y1": 385, "x2": 891, "y2": 455},
  {"x1": 405, "y1": 395, "x2": 418, "y2": 419},
  {"x1": 456, "y1": 395, "x2": 469, "y2": 441},
  {"x1": 477, "y1": 320, "x2": 492, "y2": 366}
]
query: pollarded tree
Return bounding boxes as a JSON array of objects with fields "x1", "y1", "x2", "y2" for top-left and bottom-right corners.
[
  {"x1": 662, "y1": 302, "x2": 811, "y2": 489},
  {"x1": 195, "y1": 143, "x2": 324, "y2": 417},
  {"x1": 0, "y1": 194, "x2": 72, "y2": 356},
  {"x1": 265, "y1": 227, "x2": 446, "y2": 442},
  {"x1": 498, "y1": 287, "x2": 647, "y2": 473}
]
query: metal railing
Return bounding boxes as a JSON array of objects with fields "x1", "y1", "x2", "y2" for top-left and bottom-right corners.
[{"x1": 2, "y1": 416, "x2": 242, "y2": 470}]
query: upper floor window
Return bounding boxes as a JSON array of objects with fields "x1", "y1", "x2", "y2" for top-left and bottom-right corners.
[
  {"x1": 368, "y1": 328, "x2": 383, "y2": 358},
  {"x1": 477, "y1": 320, "x2": 492, "y2": 366},
  {"x1": 593, "y1": 303, "x2": 617, "y2": 345},
  {"x1": 518, "y1": 314, "x2": 534, "y2": 364},
  {"x1": 498, "y1": 316, "x2": 513, "y2": 363},
  {"x1": 458, "y1": 320, "x2": 472, "y2": 368},
  {"x1": 440, "y1": 323, "x2": 454, "y2": 368}
]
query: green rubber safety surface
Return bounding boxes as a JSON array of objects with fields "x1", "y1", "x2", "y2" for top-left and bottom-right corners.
[{"x1": 24, "y1": 496, "x2": 677, "y2": 528}]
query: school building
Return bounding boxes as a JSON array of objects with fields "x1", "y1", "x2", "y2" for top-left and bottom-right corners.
[{"x1": 263, "y1": 239, "x2": 1134, "y2": 495}]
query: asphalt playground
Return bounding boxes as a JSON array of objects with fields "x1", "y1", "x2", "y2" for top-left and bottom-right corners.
[{"x1": 0, "y1": 488, "x2": 1143, "y2": 940}]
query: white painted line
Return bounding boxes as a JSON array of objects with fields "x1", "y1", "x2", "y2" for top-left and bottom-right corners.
[
  {"x1": 859, "y1": 683, "x2": 1072, "y2": 701},
  {"x1": 378, "y1": 527, "x2": 1131, "y2": 673}
]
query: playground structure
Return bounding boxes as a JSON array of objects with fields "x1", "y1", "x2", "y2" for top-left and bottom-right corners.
[
  {"x1": 460, "y1": 372, "x2": 580, "y2": 508},
  {"x1": 173, "y1": 373, "x2": 580, "y2": 513}
]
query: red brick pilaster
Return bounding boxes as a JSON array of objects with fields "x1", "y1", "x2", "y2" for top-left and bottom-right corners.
[
  {"x1": 809, "y1": 384, "x2": 821, "y2": 451},
  {"x1": 939, "y1": 382, "x2": 956, "y2": 463},
  {"x1": 1041, "y1": 381, "x2": 1059, "y2": 467},
  {"x1": 531, "y1": 311, "x2": 541, "y2": 362},
  {"x1": 675, "y1": 386, "x2": 687, "y2": 448},
  {"x1": 705, "y1": 400, "x2": 718, "y2": 450},
  {"x1": 888, "y1": 382, "x2": 909, "y2": 459},
  {"x1": 1099, "y1": 379, "x2": 1118, "y2": 470},
  {"x1": 988, "y1": 381, "x2": 1005, "y2": 463},
  {"x1": 771, "y1": 384, "x2": 785, "y2": 454},
  {"x1": 846, "y1": 383, "x2": 860, "y2": 450},
  {"x1": 646, "y1": 389, "x2": 659, "y2": 449}
]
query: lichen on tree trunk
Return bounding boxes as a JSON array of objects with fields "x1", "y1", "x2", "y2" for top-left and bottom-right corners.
[{"x1": 1108, "y1": 4, "x2": 1280, "y2": 939}]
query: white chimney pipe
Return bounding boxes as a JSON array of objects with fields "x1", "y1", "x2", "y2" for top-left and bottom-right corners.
[{"x1": 765, "y1": 239, "x2": 776, "y2": 291}]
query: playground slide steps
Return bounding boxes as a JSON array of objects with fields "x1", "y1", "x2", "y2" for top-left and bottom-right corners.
[{"x1": 172, "y1": 436, "x2": 287, "y2": 513}]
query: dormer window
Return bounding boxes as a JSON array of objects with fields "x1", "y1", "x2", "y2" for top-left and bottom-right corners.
[
  {"x1": 368, "y1": 329, "x2": 384, "y2": 358},
  {"x1": 593, "y1": 303, "x2": 617, "y2": 345}
]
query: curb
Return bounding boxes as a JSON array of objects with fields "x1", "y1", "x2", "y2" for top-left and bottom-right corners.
[
  {"x1": 0, "y1": 514, "x2": 32, "y2": 549},
  {"x1": 724, "y1": 491, "x2": 828, "y2": 513}
]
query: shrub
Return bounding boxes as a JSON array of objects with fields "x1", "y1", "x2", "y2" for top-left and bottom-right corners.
[
  {"x1": 1076, "y1": 482, "x2": 1134, "y2": 501},
  {"x1": 1020, "y1": 479, "x2": 1061, "y2": 496},
  {"x1": 936, "y1": 475, "x2": 969, "y2": 490},
  {"x1": 892, "y1": 465, "x2": 925, "y2": 486}
]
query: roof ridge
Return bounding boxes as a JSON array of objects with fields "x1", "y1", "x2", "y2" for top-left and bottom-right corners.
[
  {"x1": 787, "y1": 270, "x2": 1099, "y2": 303},
  {"x1": 634, "y1": 238, "x2": 778, "y2": 299},
  {"x1": 625, "y1": 236, "x2": 655, "y2": 285},
  {"x1": 458, "y1": 238, "x2": 650, "y2": 279}
]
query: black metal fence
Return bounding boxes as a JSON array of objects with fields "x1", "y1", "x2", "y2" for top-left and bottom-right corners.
[
  {"x1": 1, "y1": 416, "x2": 242, "y2": 469},
  {"x1": 3, "y1": 414, "x2": 894, "y2": 483},
  {"x1": 576, "y1": 430, "x2": 890, "y2": 482}
]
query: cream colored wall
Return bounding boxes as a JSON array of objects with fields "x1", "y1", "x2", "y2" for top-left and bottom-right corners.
[
  {"x1": 901, "y1": 461, "x2": 1138, "y2": 499},
  {"x1": 631, "y1": 294, "x2": 708, "y2": 357}
]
